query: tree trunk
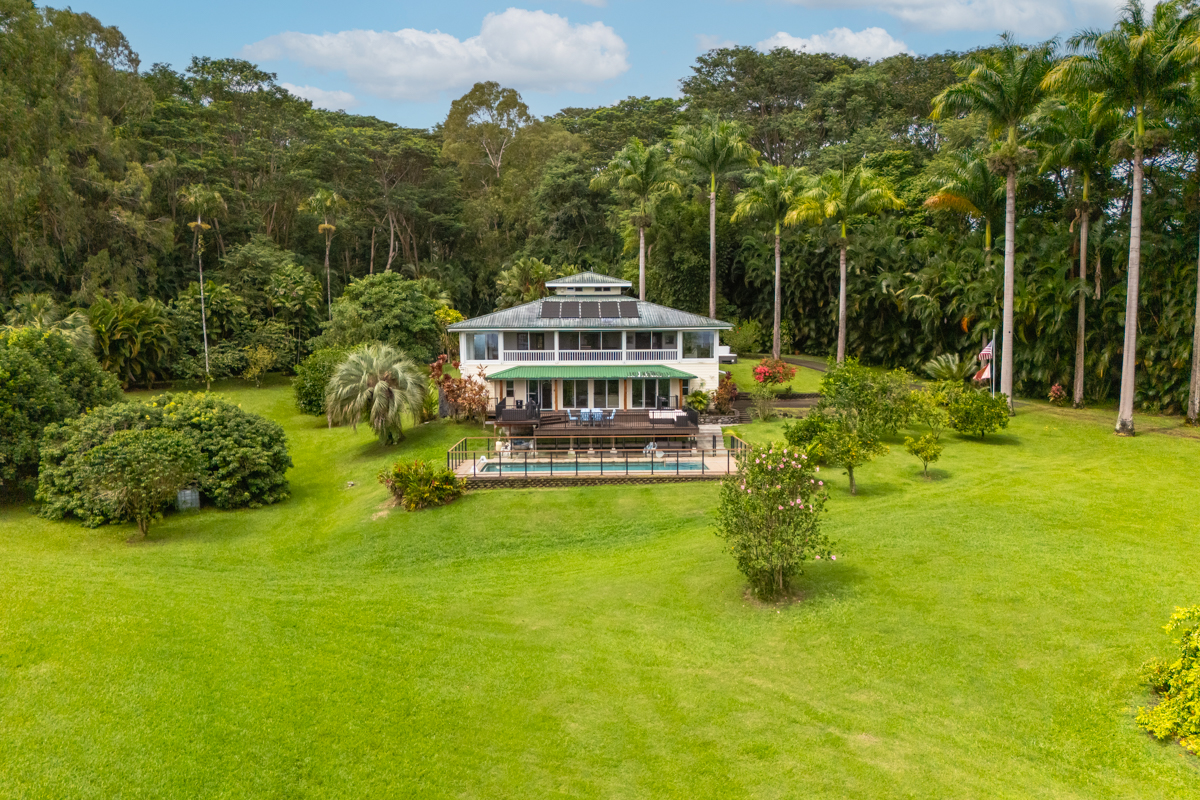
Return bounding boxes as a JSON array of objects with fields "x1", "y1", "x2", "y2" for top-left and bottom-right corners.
[
  {"x1": 638, "y1": 225, "x2": 646, "y2": 301},
  {"x1": 836, "y1": 241, "x2": 848, "y2": 364},
  {"x1": 773, "y1": 228, "x2": 782, "y2": 360},
  {"x1": 386, "y1": 214, "x2": 397, "y2": 272},
  {"x1": 324, "y1": 233, "x2": 333, "y2": 321},
  {"x1": 708, "y1": 187, "x2": 717, "y2": 319},
  {"x1": 137, "y1": 516, "x2": 149, "y2": 538},
  {"x1": 370, "y1": 226, "x2": 376, "y2": 275},
  {"x1": 1188, "y1": 217, "x2": 1200, "y2": 425},
  {"x1": 847, "y1": 464, "x2": 856, "y2": 495},
  {"x1": 1073, "y1": 210, "x2": 1089, "y2": 408},
  {"x1": 196, "y1": 213, "x2": 210, "y2": 389},
  {"x1": 1000, "y1": 168, "x2": 1016, "y2": 413},
  {"x1": 1115, "y1": 149, "x2": 1143, "y2": 436}
]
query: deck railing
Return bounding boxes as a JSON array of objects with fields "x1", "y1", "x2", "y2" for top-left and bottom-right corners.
[{"x1": 497, "y1": 349, "x2": 681, "y2": 363}]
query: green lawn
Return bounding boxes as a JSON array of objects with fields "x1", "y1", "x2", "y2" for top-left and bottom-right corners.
[
  {"x1": 1, "y1": 380, "x2": 1199, "y2": 798},
  {"x1": 723, "y1": 356, "x2": 824, "y2": 394}
]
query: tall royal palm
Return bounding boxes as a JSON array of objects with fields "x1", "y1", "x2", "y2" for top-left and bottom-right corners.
[
  {"x1": 787, "y1": 164, "x2": 903, "y2": 364},
  {"x1": 731, "y1": 164, "x2": 809, "y2": 359},
  {"x1": 1033, "y1": 96, "x2": 1117, "y2": 408},
  {"x1": 590, "y1": 138, "x2": 680, "y2": 301},
  {"x1": 671, "y1": 114, "x2": 758, "y2": 318},
  {"x1": 932, "y1": 34, "x2": 1057, "y2": 412},
  {"x1": 300, "y1": 188, "x2": 346, "y2": 320},
  {"x1": 325, "y1": 344, "x2": 428, "y2": 445},
  {"x1": 1044, "y1": 0, "x2": 1191, "y2": 434},
  {"x1": 179, "y1": 184, "x2": 226, "y2": 385}
]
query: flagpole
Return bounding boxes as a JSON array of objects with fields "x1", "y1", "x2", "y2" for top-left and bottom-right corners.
[{"x1": 991, "y1": 327, "x2": 996, "y2": 398}]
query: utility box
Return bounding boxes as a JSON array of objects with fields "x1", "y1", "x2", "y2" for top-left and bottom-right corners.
[{"x1": 176, "y1": 488, "x2": 200, "y2": 511}]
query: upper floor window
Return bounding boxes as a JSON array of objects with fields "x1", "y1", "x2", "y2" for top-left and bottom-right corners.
[
  {"x1": 626, "y1": 331, "x2": 677, "y2": 350},
  {"x1": 470, "y1": 332, "x2": 499, "y2": 360},
  {"x1": 681, "y1": 331, "x2": 714, "y2": 359},
  {"x1": 504, "y1": 332, "x2": 547, "y2": 351},
  {"x1": 558, "y1": 332, "x2": 621, "y2": 351}
]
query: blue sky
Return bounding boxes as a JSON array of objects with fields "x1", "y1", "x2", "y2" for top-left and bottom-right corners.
[{"x1": 71, "y1": 0, "x2": 1126, "y2": 128}]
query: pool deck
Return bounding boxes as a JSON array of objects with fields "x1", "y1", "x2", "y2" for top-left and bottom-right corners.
[{"x1": 453, "y1": 450, "x2": 737, "y2": 481}]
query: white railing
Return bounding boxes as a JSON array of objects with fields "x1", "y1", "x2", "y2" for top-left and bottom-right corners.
[
  {"x1": 625, "y1": 349, "x2": 677, "y2": 361},
  {"x1": 498, "y1": 350, "x2": 682, "y2": 363},
  {"x1": 557, "y1": 350, "x2": 624, "y2": 362},
  {"x1": 505, "y1": 350, "x2": 556, "y2": 362}
]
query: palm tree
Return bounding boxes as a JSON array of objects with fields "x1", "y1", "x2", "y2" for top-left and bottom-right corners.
[
  {"x1": 1044, "y1": 0, "x2": 1192, "y2": 434},
  {"x1": 3, "y1": 293, "x2": 94, "y2": 351},
  {"x1": 787, "y1": 163, "x2": 904, "y2": 363},
  {"x1": 300, "y1": 189, "x2": 347, "y2": 320},
  {"x1": 932, "y1": 34, "x2": 1057, "y2": 412},
  {"x1": 325, "y1": 344, "x2": 428, "y2": 445},
  {"x1": 923, "y1": 150, "x2": 1006, "y2": 262},
  {"x1": 731, "y1": 164, "x2": 809, "y2": 359},
  {"x1": 590, "y1": 138, "x2": 681, "y2": 301},
  {"x1": 1033, "y1": 96, "x2": 1118, "y2": 408},
  {"x1": 179, "y1": 184, "x2": 227, "y2": 386},
  {"x1": 670, "y1": 114, "x2": 758, "y2": 318},
  {"x1": 495, "y1": 257, "x2": 558, "y2": 309}
]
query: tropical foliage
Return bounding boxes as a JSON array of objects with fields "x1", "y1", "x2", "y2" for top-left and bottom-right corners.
[
  {"x1": 325, "y1": 344, "x2": 428, "y2": 444},
  {"x1": 378, "y1": 459, "x2": 465, "y2": 511},
  {"x1": 81, "y1": 428, "x2": 201, "y2": 538},
  {"x1": 1138, "y1": 605, "x2": 1200, "y2": 754}
]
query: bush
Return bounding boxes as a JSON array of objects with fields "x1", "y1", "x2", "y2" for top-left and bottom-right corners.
[
  {"x1": 37, "y1": 393, "x2": 291, "y2": 524},
  {"x1": 904, "y1": 433, "x2": 943, "y2": 477},
  {"x1": 1049, "y1": 383, "x2": 1068, "y2": 406},
  {"x1": 783, "y1": 410, "x2": 832, "y2": 457},
  {"x1": 81, "y1": 428, "x2": 201, "y2": 538},
  {"x1": 685, "y1": 390, "x2": 710, "y2": 413},
  {"x1": 0, "y1": 329, "x2": 122, "y2": 492},
  {"x1": 1137, "y1": 606, "x2": 1200, "y2": 755},
  {"x1": 753, "y1": 357, "x2": 796, "y2": 386},
  {"x1": 949, "y1": 390, "x2": 1010, "y2": 438},
  {"x1": 723, "y1": 320, "x2": 765, "y2": 355},
  {"x1": 378, "y1": 459, "x2": 464, "y2": 511},
  {"x1": 713, "y1": 376, "x2": 738, "y2": 415},
  {"x1": 242, "y1": 344, "x2": 276, "y2": 387},
  {"x1": 749, "y1": 381, "x2": 776, "y2": 421},
  {"x1": 293, "y1": 347, "x2": 347, "y2": 415},
  {"x1": 715, "y1": 443, "x2": 832, "y2": 599},
  {"x1": 308, "y1": 272, "x2": 440, "y2": 364},
  {"x1": 923, "y1": 353, "x2": 978, "y2": 382}
]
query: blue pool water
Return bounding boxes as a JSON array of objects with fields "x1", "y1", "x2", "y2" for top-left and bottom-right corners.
[{"x1": 479, "y1": 459, "x2": 708, "y2": 474}]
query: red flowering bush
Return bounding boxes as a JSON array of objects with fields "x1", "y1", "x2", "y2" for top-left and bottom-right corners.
[
  {"x1": 1049, "y1": 383, "x2": 1068, "y2": 406},
  {"x1": 753, "y1": 358, "x2": 796, "y2": 386}
]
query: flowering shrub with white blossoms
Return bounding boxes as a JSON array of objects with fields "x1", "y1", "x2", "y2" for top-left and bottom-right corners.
[{"x1": 715, "y1": 443, "x2": 833, "y2": 599}]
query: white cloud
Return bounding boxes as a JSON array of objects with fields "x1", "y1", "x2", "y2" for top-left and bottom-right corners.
[
  {"x1": 696, "y1": 33, "x2": 738, "y2": 52},
  {"x1": 280, "y1": 83, "x2": 360, "y2": 111},
  {"x1": 244, "y1": 8, "x2": 629, "y2": 102},
  {"x1": 758, "y1": 27, "x2": 912, "y2": 61},
  {"x1": 773, "y1": 0, "x2": 1139, "y2": 36},
  {"x1": 572, "y1": 0, "x2": 607, "y2": 6}
]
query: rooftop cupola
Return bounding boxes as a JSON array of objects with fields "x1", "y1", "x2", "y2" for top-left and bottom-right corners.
[{"x1": 545, "y1": 271, "x2": 631, "y2": 296}]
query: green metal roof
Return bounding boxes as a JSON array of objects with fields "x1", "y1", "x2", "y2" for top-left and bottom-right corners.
[{"x1": 488, "y1": 365, "x2": 697, "y2": 380}]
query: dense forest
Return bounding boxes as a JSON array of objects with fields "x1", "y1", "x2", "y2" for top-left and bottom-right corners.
[{"x1": 5, "y1": 0, "x2": 1200, "y2": 417}]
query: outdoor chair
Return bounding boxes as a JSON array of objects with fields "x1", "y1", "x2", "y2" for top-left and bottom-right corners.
[
  {"x1": 566, "y1": 410, "x2": 579, "y2": 425},
  {"x1": 603, "y1": 409, "x2": 616, "y2": 426}
]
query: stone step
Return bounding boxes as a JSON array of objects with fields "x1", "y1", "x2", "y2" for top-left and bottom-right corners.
[{"x1": 697, "y1": 424, "x2": 726, "y2": 451}]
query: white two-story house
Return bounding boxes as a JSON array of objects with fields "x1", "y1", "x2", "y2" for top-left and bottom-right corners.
[{"x1": 449, "y1": 271, "x2": 733, "y2": 417}]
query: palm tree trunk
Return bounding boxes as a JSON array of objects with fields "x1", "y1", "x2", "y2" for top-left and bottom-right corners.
[
  {"x1": 1188, "y1": 218, "x2": 1200, "y2": 425},
  {"x1": 773, "y1": 228, "x2": 782, "y2": 360},
  {"x1": 638, "y1": 225, "x2": 646, "y2": 301},
  {"x1": 1073, "y1": 210, "x2": 1088, "y2": 408},
  {"x1": 709, "y1": 186, "x2": 717, "y2": 319},
  {"x1": 836, "y1": 241, "x2": 848, "y2": 364},
  {"x1": 324, "y1": 233, "x2": 333, "y2": 321},
  {"x1": 196, "y1": 213, "x2": 210, "y2": 389},
  {"x1": 370, "y1": 226, "x2": 376, "y2": 275},
  {"x1": 1000, "y1": 168, "x2": 1016, "y2": 413},
  {"x1": 1115, "y1": 149, "x2": 1143, "y2": 436}
]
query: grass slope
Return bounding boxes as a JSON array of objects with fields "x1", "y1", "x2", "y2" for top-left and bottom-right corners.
[
  {"x1": 1, "y1": 380, "x2": 1198, "y2": 798},
  {"x1": 722, "y1": 358, "x2": 824, "y2": 394}
]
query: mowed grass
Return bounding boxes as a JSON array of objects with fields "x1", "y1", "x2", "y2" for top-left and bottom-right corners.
[
  {"x1": 723, "y1": 356, "x2": 824, "y2": 394},
  {"x1": 1, "y1": 380, "x2": 1199, "y2": 798}
]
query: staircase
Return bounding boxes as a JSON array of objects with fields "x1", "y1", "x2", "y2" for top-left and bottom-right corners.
[{"x1": 697, "y1": 424, "x2": 726, "y2": 452}]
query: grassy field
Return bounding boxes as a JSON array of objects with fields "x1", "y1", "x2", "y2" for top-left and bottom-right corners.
[
  {"x1": 1, "y1": 379, "x2": 1198, "y2": 798},
  {"x1": 723, "y1": 356, "x2": 824, "y2": 394}
]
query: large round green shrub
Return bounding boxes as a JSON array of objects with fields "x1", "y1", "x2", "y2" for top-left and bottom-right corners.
[
  {"x1": 292, "y1": 347, "x2": 346, "y2": 415},
  {"x1": 37, "y1": 392, "x2": 292, "y2": 525}
]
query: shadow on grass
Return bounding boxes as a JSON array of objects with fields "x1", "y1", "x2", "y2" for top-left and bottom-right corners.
[{"x1": 951, "y1": 432, "x2": 1020, "y2": 446}]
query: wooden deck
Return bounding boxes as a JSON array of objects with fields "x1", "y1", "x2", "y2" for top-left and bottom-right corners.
[{"x1": 520, "y1": 409, "x2": 698, "y2": 439}]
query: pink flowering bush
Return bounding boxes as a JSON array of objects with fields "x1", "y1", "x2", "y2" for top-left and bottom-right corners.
[
  {"x1": 715, "y1": 443, "x2": 833, "y2": 598},
  {"x1": 752, "y1": 358, "x2": 796, "y2": 386}
]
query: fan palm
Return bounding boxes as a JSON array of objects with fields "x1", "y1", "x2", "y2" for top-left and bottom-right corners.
[
  {"x1": 1043, "y1": 0, "x2": 1193, "y2": 434},
  {"x1": 787, "y1": 163, "x2": 904, "y2": 363},
  {"x1": 670, "y1": 113, "x2": 758, "y2": 318},
  {"x1": 3, "y1": 293, "x2": 94, "y2": 351},
  {"x1": 590, "y1": 138, "x2": 681, "y2": 301},
  {"x1": 731, "y1": 164, "x2": 809, "y2": 359},
  {"x1": 325, "y1": 344, "x2": 428, "y2": 445},
  {"x1": 923, "y1": 353, "x2": 980, "y2": 382},
  {"x1": 1033, "y1": 96, "x2": 1118, "y2": 408},
  {"x1": 180, "y1": 184, "x2": 226, "y2": 385},
  {"x1": 300, "y1": 188, "x2": 347, "y2": 321},
  {"x1": 932, "y1": 33, "x2": 1057, "y2": 412}
]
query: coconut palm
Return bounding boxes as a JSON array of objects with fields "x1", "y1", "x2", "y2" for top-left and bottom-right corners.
[
  {"x1": 731, "y1": 164, "x2": 809, "y2": 359},
  {"x1": 300, "y1": 188, "x2": 347, "y2": 320},
  {"x1": 923, "y1": 150, "x2": 1006, "y2": 260},
  {"x1": 670, "y1": 113, "x2": 758, "y2": 318},
  {"x1": 932, "y1": 34, "x2": 1057, "y2": 413},
  {"x1": 1044, "y1": 0, "x2": 1192, "y2": 434},
  {"x1": 3, "y1": 293, "x2": 94, "y2": 351},
  {"x1": 786, "y1": 163, "x2": 904, "y2": 363},
  {"x1": 590, "y1": 138, "x2": 681, "y2": 301},
  {"x1": 1033, "y1": 96, "x2": 1118, "y2": 408},
  {"x1": 325, "y1": 344, "x2": 428, "y2": 445},
  {"x1": 179, "y1": 184, "x2": 227, "y2": 385}
]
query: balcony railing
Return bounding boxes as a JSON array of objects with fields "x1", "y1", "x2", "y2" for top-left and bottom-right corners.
[{"x1": 499, "y1": 349, "x2": 681, "y2": 363}]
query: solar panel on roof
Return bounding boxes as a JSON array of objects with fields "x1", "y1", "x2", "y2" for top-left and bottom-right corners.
[
  {"x1": 559, "y1": 301, "x2": 580, "y2": 318},
  {"x1": 540, "y1": 302, "x2": 561, "y2": 319},
  {"x1": 599, "y1": 301, "x2": 620, "y2": 318},
  {"x1": 618, "y1": 301, "x2": 639, "y2": 318},
  {"x1": 580, "y1": 301, "x2": 600, "y2": 318}
]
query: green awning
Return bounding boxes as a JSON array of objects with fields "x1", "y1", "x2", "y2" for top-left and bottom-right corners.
[{"x1": 488, "y1": 365, "x2": 697, "y2": 380}]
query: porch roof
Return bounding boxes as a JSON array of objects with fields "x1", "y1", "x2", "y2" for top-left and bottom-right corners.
[{"x1": 488, "y1": 365, "x2": 696, "y2": 381}]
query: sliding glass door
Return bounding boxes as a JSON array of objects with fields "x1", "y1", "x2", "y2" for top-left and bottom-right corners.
[{"x1": 630, "y1": 378, "x2": 669, "y2": 408}]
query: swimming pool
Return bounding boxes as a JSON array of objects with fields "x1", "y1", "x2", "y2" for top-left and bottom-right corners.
[{"x1": 478, "y1": 458, "x2": 709, "y2": 475}]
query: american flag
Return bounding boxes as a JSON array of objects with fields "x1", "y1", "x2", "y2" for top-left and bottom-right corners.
[{"x1": 979, "y1": 339, "x2": 994, "y2": 361}]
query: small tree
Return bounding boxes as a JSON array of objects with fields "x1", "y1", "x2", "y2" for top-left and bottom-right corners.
[
  {"x1": 820, "y1": 419, "x2": 888, "y2": 496},
  {"x1": 242, "y1": 345, "x2": 276, "y2": 387},
  {"x1": 82, "y1": 428, "x2": 201, "y2": 539},
  {"x1": 749, "y1": 381, "x2": 776, "y2": 421},
  {"x1": 904, "y1": 434, "x2": 944, "y2": 478},
  {"x1": 753, "y1": 357, "x2": 796, "y2": 386},
  {"x1": 911, "y1": 388, "x2": 950, "y2": 440},
  {"x1": 810, "y1": 358, "x2": 893, "y2": 494},
  {"x1": 715, "y1": 443, "x2": 832, "y2": 599},
  {"x1": 949, "y1": 390, "x2": 1011, "y2": 438},
  {"x1": 713, "y1": 376, "x2": 738, "y2": 415}
]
